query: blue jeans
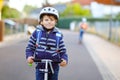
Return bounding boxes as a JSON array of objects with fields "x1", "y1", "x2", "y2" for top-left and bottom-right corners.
[
  {"x1": 36, "y1": 66, "x2": 59, "y2": 80},
  {"x1": 79, "y1": 29, "x2": 84, "y2": 41}
]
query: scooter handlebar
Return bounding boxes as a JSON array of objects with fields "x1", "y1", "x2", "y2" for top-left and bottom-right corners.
[
  {"x1": 33, "y1": 59, "x2": 62, "y2": 63},
  {"x1": 28, "y1": 59, "x2": 62, "y2": 67}
]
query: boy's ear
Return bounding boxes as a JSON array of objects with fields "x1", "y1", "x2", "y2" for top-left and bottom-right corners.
[
  {"x1": 38, "y1": 21, "x2": 41, "y2": 24},
  {"x1": 40, "y1": 21, "x2": 43, "y2": 25}
]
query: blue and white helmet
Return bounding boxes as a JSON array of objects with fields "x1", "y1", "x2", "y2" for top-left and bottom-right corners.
[{"x1": 38, "y1": 7, "x2": 59, "y2": 22}]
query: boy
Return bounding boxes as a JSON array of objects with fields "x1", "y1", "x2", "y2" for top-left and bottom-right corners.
[{"x1": 25, "y1": 7, "x2": 68, "y2": 80}]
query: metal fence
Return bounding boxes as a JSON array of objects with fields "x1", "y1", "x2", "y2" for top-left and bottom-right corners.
[
  {"x1": 57, "y1": 17, "x2": 120, "y2": 44},
  {"x1": 88, "y1": 20, "x2": 120, "y2": 43}
]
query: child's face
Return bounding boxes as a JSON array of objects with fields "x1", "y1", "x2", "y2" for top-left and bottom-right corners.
[{"x1": 40, "y1": 15, "x2": 57, "y2": 30}]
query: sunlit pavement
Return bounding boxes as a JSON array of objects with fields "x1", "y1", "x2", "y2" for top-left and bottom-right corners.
[{"x1": 84, "y1": 33, "x2": 120, "y2": 80}]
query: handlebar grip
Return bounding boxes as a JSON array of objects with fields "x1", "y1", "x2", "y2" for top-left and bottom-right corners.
[
  {"x1": 28, "y1": 63, "x2": 33, "y2": 67},
  {"x1": 28, "y1": 59, "x2": 41, "y2": 67}
]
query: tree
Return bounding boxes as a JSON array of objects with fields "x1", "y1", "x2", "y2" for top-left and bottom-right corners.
[
  {"x1": 60, "y1": 3, "x2": 91, "y2": 17},
  {"x1": 1, "y1": 5, "x2": 21, "y2": 19},
  {"x1": 116, "y1": 12, "x2": 120, "y2": 18},
  {"x1": 23, "y1": 5, "x2": 37, "y2": 14}
]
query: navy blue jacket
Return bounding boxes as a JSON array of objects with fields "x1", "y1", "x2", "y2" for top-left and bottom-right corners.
[{"x1": 25, "y1": 25, "x2": 68, "y2": 69}]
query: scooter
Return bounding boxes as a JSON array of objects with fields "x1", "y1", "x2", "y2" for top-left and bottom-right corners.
[{"x1": 29, "y1": 59, "x2": 62, "y2": 80}]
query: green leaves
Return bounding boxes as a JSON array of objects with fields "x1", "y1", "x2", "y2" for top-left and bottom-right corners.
[
  {"x1": 60, "y1": 3, "x2": 91, "y2": 17},
  {"x1": 1, "y1": 5, "x2": 21, "y2": 19}
]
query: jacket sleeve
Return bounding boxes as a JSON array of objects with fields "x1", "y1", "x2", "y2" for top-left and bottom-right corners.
[
  {"x1": 59, "y1": 35, "x2": 68, "y2": 63},
  {"x1": 25, "y1": 30, "x2": 37, "y2": 59}
]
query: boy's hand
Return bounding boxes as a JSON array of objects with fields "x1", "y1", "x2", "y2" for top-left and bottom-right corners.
[
  {"x1": 60, "y1": 59, "x2": 67, "y2": 67},
  {"x1": 27, "y1": 56, "x2": 34, "y2": 64}
]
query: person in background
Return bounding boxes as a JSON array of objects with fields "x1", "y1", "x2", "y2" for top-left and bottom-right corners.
[{"x1": 79, "y1": 18, "x2": 88, "y2": 43}]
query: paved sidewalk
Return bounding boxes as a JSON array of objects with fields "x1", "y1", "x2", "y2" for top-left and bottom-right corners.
[
  {"x1": 0, "y1": 33, "x2": 29, "y2": 47},
  {"x1": 83, "y1": 33, "x2": 120, "y2": 80}
]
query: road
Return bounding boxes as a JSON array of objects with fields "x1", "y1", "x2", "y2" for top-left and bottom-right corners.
[{"x1": 0, "y1": 30, "x2": 103, "y2": 80}]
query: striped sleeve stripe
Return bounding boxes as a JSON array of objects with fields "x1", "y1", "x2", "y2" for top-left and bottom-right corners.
[
  {"x1": 29, "y1": 38, "x2": 36, "y2": 44},
  {"x1": 36, "y1": 48, "x2": 45, "y2": 52},
  {"x1": 59, "y1": 42, "x2": 64, "y2": 47},
  {"x1": 31, "y1": 35, "x2": 36, "y2": 41},
  {"x1": 26, "y1": 47, "x2": 36, "y2": 50},
  {"x1": 59, "y1": 46, "x2": 66, "y2": 50},
  {"x1": 28, "y1": 42, "x2": 35, "y2": 46}
]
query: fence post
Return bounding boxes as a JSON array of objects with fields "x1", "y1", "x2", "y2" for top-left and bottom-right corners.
[{"x1": 0, "y1": 20, "x2": 4, "y2": 42}]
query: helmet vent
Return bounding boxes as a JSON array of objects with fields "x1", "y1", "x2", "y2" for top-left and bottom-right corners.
[{"x1": 48, "y1": 8, "x2": 51, "y2": 11}]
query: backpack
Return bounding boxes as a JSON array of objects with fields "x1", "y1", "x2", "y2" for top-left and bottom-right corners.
[{"x1": 35, "y1": 29, "x2": 62, "y2": 51}]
